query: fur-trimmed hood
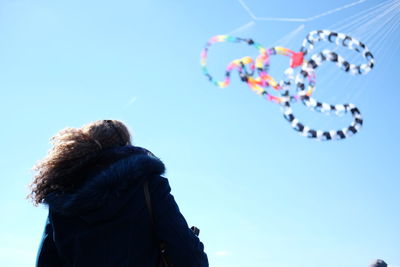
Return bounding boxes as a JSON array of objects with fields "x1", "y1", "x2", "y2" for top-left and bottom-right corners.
[{"x1": 45, "y1": 146, "x2": 165, "y2": 223}]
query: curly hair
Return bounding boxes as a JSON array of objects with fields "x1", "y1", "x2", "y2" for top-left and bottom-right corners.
[{"x1": 29, "y1": 120, "x2": 132, "y2": 205}]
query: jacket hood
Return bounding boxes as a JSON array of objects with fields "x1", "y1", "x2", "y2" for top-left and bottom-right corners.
[{"x1": 45, "y1": 146, "x2": 165, "y2": 223}]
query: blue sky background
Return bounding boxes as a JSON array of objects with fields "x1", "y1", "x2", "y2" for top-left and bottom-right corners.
[{"x1": 0, "y1": 0, "x2": 399, "y2": 266}]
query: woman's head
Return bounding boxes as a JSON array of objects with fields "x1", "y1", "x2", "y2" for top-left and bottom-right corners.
[
  {"x1": 29, "y1": 120, "x2": 132, "y2": 205},
  {"x1": 82, "y1": 120, "x2": 131, "y2": 149}
]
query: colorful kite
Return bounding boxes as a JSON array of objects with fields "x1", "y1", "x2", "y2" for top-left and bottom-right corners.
[{"x1": 200, "y1": 30, "x2": 374, "y2": 141}]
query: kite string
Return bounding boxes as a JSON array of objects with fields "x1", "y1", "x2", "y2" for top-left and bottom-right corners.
[
  {"x1": 313, "y1": 0, "x2": 400, "y2": 104},
  {"x1": 237, "y1": 0, "x2": 368, "y2": 22},
  {"x1": 331, "y1": 0, "x2": 395, "y2": 33},
  {"x1": 352, "y1": 0, "x2": 400, "y2": 40}
]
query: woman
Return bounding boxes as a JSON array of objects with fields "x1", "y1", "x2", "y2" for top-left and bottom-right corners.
[{"x1": 29, "y1": 120, "x2": 208, "y2": 267}]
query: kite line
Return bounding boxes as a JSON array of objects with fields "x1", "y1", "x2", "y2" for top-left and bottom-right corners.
[{"x1": 237, "y1": 0, "x2": 368, "y2": 22}]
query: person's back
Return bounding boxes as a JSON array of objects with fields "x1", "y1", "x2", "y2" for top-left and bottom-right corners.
[{"x1": 30, "y1": 120, "x2": 208, "y2": 267}]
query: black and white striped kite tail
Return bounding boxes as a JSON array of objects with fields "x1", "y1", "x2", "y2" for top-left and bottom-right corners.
[
  {"x1": 277, "y1": 30, "x2": 374, "y2": 141},
  {"x1": 280, "y1": 81, "x2": 363, "y2": 141},
  {"x1": 300, "y1": 30, "x2": 374, "y2": 75},
  {"x1": 296, "y1": 50, "x2": 370, "y2": 114},
  {"x1": 281, "y1": 100, "x2": 363, "y2": 141}
]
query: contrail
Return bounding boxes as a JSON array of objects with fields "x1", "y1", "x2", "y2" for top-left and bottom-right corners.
[{"x1": 226, "y1": 20, "x2": 255, "y2": 35}]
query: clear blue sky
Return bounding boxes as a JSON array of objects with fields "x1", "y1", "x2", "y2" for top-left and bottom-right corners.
[{"x1": 0, "y1": 0, "x2": 399, "y2": 266}]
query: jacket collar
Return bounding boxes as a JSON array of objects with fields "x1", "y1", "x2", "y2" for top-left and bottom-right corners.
[{"x1": 45, "y1": 146, "x2": 165, "y2": 221}]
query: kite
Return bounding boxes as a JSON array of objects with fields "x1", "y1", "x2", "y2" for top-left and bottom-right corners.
[{"x1": 200, "y1": 30, "x2": 374, "y2": 141}]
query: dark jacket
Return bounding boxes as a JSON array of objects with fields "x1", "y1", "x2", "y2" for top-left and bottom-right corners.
[{"x1": 37, "y1": 146, "x2": 208, "y2": 267}]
